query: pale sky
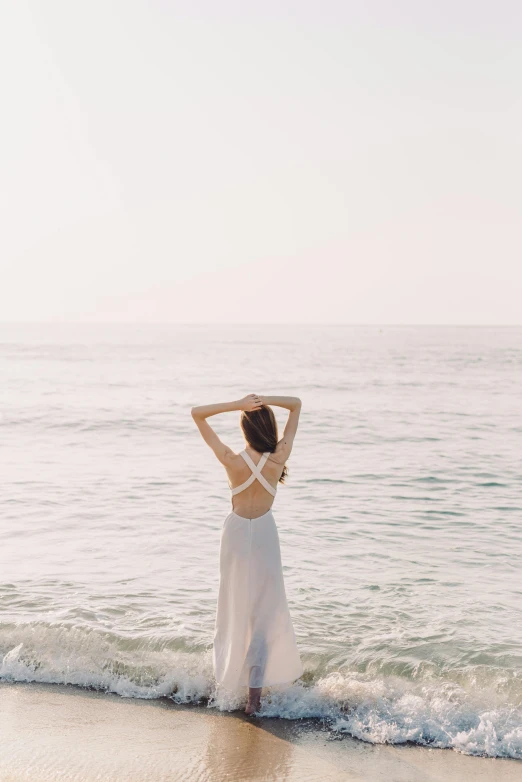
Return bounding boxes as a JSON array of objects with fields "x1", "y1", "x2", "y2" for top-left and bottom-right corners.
[{"x1": 1, "y1": 1, "x2": 521, "y2": 324}]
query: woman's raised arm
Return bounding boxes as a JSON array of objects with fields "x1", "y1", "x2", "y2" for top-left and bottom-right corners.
[
  {"x1": 259, "y1": 396, "x2": 302, "y2": 461},
  {"x1": 191, "y1": 394, "x2": 263, "y2": 420},
  {"x1": 258, "y1": 395, "x2": 302, "y2": 412},
  {"x1": 190, "y1": 394, "x2": 263, "y2": 464}
]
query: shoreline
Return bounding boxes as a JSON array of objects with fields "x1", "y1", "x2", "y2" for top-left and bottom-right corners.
[{"x1": 0, "y1": 680, "x2": 520, "y2": 781}]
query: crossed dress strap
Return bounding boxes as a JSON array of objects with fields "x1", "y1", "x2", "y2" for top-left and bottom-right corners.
[{"x1": 230, "y1": 450, "x2": 277, "y2": 497}]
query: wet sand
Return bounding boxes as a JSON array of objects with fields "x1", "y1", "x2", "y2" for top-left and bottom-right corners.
[{"x1": 0, "y1": 681, "x2": 520, "y2": 781}]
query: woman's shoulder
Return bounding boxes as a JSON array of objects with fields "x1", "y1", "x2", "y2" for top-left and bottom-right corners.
[{"x1": 221, "y1": 449, "x2": 245, "y2": 470}]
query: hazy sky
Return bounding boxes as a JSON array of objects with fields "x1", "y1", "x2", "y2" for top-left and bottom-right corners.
[{"x1": 1, "y1": 1, "x2": 521, "y2": 323}]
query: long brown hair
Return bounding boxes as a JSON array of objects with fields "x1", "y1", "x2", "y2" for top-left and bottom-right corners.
[{"x1": 240, "y1": 405, "x2": 288, "y2": 484}]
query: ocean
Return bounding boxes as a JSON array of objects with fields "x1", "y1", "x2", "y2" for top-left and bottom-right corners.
[{"x1": 1, "y1": 323, "x2": 521, "y2": 759}]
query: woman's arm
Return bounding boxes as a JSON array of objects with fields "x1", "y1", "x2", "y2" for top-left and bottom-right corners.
[
  {"x1": 258, "y1": 395, "x2": 301, "y2": 412},
  {"x1": 190, "y1": 394, "x2": 262, "y2": 464},
  {"x1": 191, "y1": 394, "x2": 262, "y2": 420},
  {"x1": 259, "y1": 396, "x2": 302, "y2": 460}
]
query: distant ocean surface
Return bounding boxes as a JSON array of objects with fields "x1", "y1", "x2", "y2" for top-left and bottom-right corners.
[{"x1": 1, "y1": 324, "x2": 521, "y2": 759}]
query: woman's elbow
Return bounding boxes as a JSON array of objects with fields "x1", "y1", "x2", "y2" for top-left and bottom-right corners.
[{"x1": 191, "y1": 406, "x2": 200, "y2": 419}]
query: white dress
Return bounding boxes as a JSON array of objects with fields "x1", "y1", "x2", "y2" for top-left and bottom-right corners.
[{"x1": 213, "y1": 450, "x2": 303, "y2": 691}]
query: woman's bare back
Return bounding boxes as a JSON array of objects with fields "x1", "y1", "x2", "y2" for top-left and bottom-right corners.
[{"x1": 226, "y1": 447, "x2": 286, "y2": 519}]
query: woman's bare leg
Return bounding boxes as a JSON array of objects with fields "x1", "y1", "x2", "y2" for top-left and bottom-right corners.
[{"x1": 245, "y1": 687, "x2": 262, "y2": 715}]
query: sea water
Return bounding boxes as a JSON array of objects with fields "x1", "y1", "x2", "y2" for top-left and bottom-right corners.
[{"x1": 1, "y1": 324, "x2": 521, "y2": 759}]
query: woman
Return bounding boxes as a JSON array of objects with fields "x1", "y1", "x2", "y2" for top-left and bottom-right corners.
[{"x1": 191, "y1": 393, "x2": 303, "y2": 715}]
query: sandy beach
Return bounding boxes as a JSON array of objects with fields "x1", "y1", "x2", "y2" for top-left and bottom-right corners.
[{"x1": 0, "y1": 681, "x2": 519, "y2": 782}]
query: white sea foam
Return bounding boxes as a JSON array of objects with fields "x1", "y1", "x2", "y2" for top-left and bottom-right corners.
[
  {"x1": 1, "y1": 628, "x2": 521, "y2": 759},
  {"x1": 260, "y1": 673, "x2": 522, "y2": 759},
  {"x1": 0, "y1": 624, "x2": 214, "y2": 702}
]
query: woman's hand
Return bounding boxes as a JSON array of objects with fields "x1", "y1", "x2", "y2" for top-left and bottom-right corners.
[{"x1": 238, "y1": 393, "x2": 263, "y2": 412}]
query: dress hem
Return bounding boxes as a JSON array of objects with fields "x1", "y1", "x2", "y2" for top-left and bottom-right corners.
[{"x1": 216, "y1": 670, "x2": 304, "y2": 689}]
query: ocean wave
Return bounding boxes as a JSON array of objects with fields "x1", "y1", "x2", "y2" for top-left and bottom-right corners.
[
  {"x1": 259, "y1": 674, "x2": 522, "y2": 760},
  {"x1": 1, "y1": 622, "x2": 521, "y2": 759},
  {"x1": 0, "y1": 623, "x2": 212, "y2": 703}
]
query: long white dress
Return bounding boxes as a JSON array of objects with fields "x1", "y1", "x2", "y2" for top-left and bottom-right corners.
[{"x1": 213, "y1": 450, "x2": 303, "y2": 691}]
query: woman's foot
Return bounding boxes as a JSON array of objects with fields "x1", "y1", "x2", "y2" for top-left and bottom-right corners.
[{"x1": 245, "y1": 687, "x2": 262, "y2": 716}]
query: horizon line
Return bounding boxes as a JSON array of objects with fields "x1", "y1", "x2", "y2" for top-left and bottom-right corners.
[{"x1": 0, "y1": 322, "x2": 521, "y2": 328}]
